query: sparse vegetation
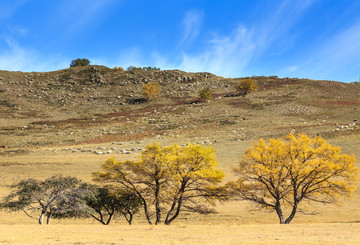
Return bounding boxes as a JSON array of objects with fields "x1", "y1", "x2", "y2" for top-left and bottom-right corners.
[
  {"x1": 127, "y1": 66, "x2": 160, "y2": 71},
  {"x1": 0, "y1": 100, "x2": 15, "y2": 107},
  {"x1": 70, "y1": 58, "x2": 90, "y2": 67},
  {"x1": 227, "y1": 133, "x2": 359, "y2": 224}
]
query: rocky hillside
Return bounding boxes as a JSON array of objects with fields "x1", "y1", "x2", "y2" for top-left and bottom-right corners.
[{"x1": 0, "y1": 66, "x2": 359, "y2": 150}]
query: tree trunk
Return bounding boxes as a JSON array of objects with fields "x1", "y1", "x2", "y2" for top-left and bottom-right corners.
[
  {"x1": 46, "y1": 213, "x2": 51, "y2": 225},
  {"x1": 105, "y1": 211, "x2": 114, "y2": 225},
  {"x1": 139, "y1": 195, "x2": 152, "y2": 225},
  {"x1": 164, "y1": 197, "x2": 183, "y2": 225},
  {"x1": 154, "y1": 180, "x2": 161, "y2": 225},
  {"x1": 125, "y1": 210, "x2": 133, "y2": 225},
  {"x1": 285, "y1": 204, "x2": 297, "y2": 224},
  {"x1": 91, "y1": 213, "x2": 106, "y2": 225},
  {"x1": 164, "y1": 199, "x2": 178, "y2": 224},
  {"x1": 165, "y1": 180, "x2": 187, "y2": 225},
  {"x1": 275, "y1": 202, "x2": 285, "y2": 224},
  {"x1": 39, "y1": 210, "x2": 46, "y2": 225},
  {"x1": 46, "y1": 209, "x2": 52, "y2": 225}
]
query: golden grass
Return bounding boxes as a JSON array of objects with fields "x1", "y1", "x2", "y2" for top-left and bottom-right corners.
[{"x1": 0, "y1": 223, "x2": 359, "y2": 244}]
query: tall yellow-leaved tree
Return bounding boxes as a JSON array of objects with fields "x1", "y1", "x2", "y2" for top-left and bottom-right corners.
[
  {"x1": 93, "y1": 143, "x2": 225, "y2": 225},
  {"x1": 227, "y1": 133, "x2": 358, "y2": 224}
]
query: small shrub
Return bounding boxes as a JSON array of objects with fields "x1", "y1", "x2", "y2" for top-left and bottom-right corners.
[
  {"x1": 0, "y1": 100, "x2": 15, "y2": 107},
  {"x1": 70, "y1": 58, "x2": 90, "y2": 67},
  {"x1": 113, "y1": 67, "x2": 124, "y2": 71},
  {"x1": 199, "y1": 88, "x2": 212, "y2": 102},
  {"x1": 143, "y1": 82, "x2": 160, "y2": 101}
]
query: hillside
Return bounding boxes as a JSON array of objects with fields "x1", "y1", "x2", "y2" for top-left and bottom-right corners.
[{"x1": 0, "y1": 65, "x2": 359, "y2": 151}]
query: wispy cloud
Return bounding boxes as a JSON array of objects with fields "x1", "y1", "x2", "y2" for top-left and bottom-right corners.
[
  {"x1": 311, "y1": 21, "x2": 360, "y2": 80},
  {"x1": 178, "y1": 10, "x2": 204, "y2": 47},
  {"x1": 6, "y1": 25, "x2": 29, "y2": 37},
  {"x1": 179, "y1": 26, "x2": 255, "y2": 76},
  {"x1": 0, "y1": 38, "x2": 68, "y2": 72},
  {"x1": 47, "y1": 0, "x2": 119, "y2": 39},
  {"x1": 177, "y1": 0, "x2": 316, "y2": 77},
  {"x1": 0, "y1": 38, "x2": 37, "y2": 71}
]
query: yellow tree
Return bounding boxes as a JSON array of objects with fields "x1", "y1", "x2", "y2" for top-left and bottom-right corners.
[
  {"x1": 113, "y1": 67, "x2": 124, "y2": 71},
  {"x1": 227, "y1": 133, "x2": 358, "y2": 224},
  {"x1": 236, "y1": 78, "x2": 257, "y2": 96},
  {"x1": 93, "y1": 143, "x2": 225, "y2": 225},
  {"x1": 143, "y1": 82, "x2": 160, "y2": 101},
  {"x1": 164, "y1": 144, "x2": 225, "y2": 224}
]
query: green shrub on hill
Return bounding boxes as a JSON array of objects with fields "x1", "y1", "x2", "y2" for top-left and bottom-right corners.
[{"x1": 70, "y1": 58, "x2": 90, "y2": 67}]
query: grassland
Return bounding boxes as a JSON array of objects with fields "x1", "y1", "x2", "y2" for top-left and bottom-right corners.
[
  {"x1": 0, "y1": 67, "x2": 359, "y2": 244},
  {"x1": 0, "y1": 223, "x2": 359, "y2": 244}
]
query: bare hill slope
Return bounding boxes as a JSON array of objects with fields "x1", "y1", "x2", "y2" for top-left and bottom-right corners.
[{"x1": 0, "y1": 66, "x2": 359, "y2": 150}]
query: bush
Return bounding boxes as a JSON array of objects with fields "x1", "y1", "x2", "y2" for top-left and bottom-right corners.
[
  {"x1": 70, "y1": 58, "x2": 90, "y2": 67},
  {"x1": 143, "y1": 82, "x2": 160, "y2": 101},
  {"x1": 199, "y1": 88, "x2": 212, "y2": 102},
  {"x1": 113, "y1": 67, "x2": 124, "y2": 71}
]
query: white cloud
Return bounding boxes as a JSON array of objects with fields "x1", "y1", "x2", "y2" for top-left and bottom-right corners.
[
  {"x1": 0, "y1": 38, "x2": 69, "y2": 72},
  {"x1": 176, "y1": 0, "x2": 316, "y2": 77},
  {"x1": 178, "y1": 10, "x2": 204, "y2": 47},
  {"x1": 0, "y1": 38, "x2": 37, "y2": 71},
  {"x1": 178, "y1": 26, "x2": 256, "y2": 76}
]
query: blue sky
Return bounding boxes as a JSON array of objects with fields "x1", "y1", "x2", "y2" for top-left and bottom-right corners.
[{"x1": 1, "y1": 0, "x2": 360, "y2": 82}]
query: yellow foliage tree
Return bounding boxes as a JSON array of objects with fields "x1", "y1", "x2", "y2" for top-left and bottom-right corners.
[
  {"x1": 113, "y1": 67, "x2": 124, "y2": 71},
  {"x1": 143, "y1": 82, "x2": 160, "y2": 101},
  {"x1": 236, "y1": 78, "x2": 257, "y2": 96},
  {"x1": 93, "y1": 143, "x2": 225, "y2": 225},
  {"x1": 227, "y1": 133, "x2": 358, "y2": 224}
]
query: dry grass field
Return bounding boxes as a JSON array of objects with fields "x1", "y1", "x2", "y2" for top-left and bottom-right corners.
[
  {"x1": 0, "y1": 67, "x2": 359, "y2": 244},
  {"x1": 0, "y1": 223, "x2": 359, "y2": 244}
]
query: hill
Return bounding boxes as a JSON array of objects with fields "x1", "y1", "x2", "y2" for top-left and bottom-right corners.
[{"x1": 0, "y1": 65, "x2": 359, "y2": 150}]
